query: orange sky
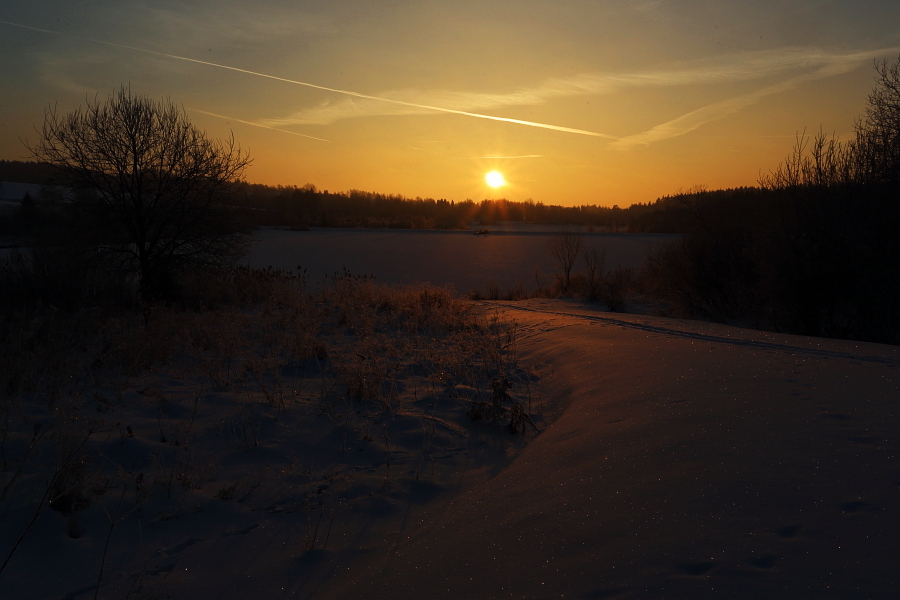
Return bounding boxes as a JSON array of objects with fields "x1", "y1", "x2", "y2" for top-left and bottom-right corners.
[{"x1": 2, "y1": 1, "x2": 899, "y2": 206}]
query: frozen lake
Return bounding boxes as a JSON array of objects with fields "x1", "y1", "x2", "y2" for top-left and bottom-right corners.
[
  {"x1": 0, "y1": 226, "x2": 678, "y2": 294},
  {"x1": 247, "y1": 227, "x2": 678, "y2": 293}
]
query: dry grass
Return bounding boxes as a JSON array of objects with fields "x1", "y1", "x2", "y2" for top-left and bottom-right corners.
[{"x1": 0, "y1": 261, "x2": 541, "y2": 598}]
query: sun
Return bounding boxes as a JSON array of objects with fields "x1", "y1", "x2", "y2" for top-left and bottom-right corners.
[{"x1": 485, "y1": 170, "x2": 506, "y2": 188}]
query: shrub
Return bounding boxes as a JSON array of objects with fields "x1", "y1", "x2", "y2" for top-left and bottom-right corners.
[
  {"x1": 639, "y1": 56, "x2": 900, "y2": 343},
  {"x1": 0, "y1": 247, "x2": 135, "y2": 313}
]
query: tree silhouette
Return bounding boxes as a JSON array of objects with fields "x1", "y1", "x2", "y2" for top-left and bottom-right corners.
[
  {"x1": 855, "y1": 56, "x2": 900, "y2": 186},
  {"x1": 645, "y1": 55, "x2": 900, "y2": 342},
  {"x1": 28, "y1": 86, "x2": 252, "y2": 300},
  {"x1": 548, "y1": 226, "x2": 582, "y2": 292}
]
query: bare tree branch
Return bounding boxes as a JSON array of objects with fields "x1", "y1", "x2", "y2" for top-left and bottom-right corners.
[
  {"x1": 27, "y1": 86, "x2": 253, "y2": 301},
  {"x1": 547, "y1": 226, "x2": 582, "y2": 292}
]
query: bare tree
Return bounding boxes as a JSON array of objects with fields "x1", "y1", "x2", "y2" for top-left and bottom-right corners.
[
  {"x1": 762, "y1": 55, "x2": 900, "y2": 192},
  {"x1": 752, "y1": 55, "x2": 900, "y2": 338},
  {"x1": 759, "y1": 128, "x2": 856, "y2": 191},
  {"x1": 855, "y1": 55, "x2": 900, "y2": 186},
  {"x1": 547, "y1": 226, "x2": 582, "y2": 292},
  {"x1": 28, "y1": 86, "x2": 253, "y2": 301},
  {"x1": 583, "y1": 245, "x2": 606, "y2": 301}
]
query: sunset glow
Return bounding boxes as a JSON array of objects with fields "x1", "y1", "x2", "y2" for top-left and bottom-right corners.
[
  {"x1": 485, "y1": 171, "x2": 506, "y2": 188},
  {"x1": 1, "y1": 4, "x2": 899, "y2": 206}
]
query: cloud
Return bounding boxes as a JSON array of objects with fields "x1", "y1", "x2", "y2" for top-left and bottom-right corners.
[
  {"x1": 187, "y1": 108, "x2": 330, "y2": 142},
  {"x1": 133, "y1": 2, "x2": 335, "y2": 47},
  {"x1": 34, "y1": 51, "x2": 109, "y2": 96},
  {"x1": 4, "y1": 18, "x2": 897, "y2": 144},
  {"x1": 470, "y1": 155, "x2": 544, "y2": 159},
  {"x1": 406, "y1": 146, "x2": 543, "y2": 160},
  {"x1": 262, "y1": 46, "x2": 897, "y2": 129},
  {"x1": 631, "y1": 0, "x2": 668, "y2": 13},
  {"x1": 0, "y1": 19, "x2": 615, "y2": 139},
  {"x1": 611, "y1": 47, "x2": 899, "y2": 148}
]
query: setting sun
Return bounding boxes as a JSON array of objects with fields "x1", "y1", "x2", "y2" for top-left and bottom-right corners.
[{"x1": 485, "y1": 171, "x2": 506, "y2": 188}]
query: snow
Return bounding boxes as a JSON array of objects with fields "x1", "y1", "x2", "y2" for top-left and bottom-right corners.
[
  {"x1": 246, "y1": 227, "x2": 675, "y2": 293},
  {"x1": 2, "y1": 265, "x2": 899, "y2": 599},
  {"x1": 322, "y1": 300, "x2": 900, "y2": 599}
]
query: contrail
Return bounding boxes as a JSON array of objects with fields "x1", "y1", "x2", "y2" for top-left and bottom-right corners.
[
  {"x1": 187, "y1": 108, "x2": 330, "y2": 142},
  {"x1": 0, "y1": 20, "x2": 617, "y2": 139}
]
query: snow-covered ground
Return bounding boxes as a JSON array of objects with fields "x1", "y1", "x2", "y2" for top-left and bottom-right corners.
[
  {"x1": 0, "y1": 284, "x2": 543, "y2": 600},
  {"x1": 246, "y1": 227, "x2": 676, "y2": 293},
  {"x1": 2, "y1": 292, "x2": 898, "y2": 599},
  {"x1": 323, "y1": 300, "x2": 900, "y2": 599}
]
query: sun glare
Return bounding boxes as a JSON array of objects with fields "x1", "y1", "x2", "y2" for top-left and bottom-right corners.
[{"x1": 485, "y1": 171, "x2": 506, "y2": 188}]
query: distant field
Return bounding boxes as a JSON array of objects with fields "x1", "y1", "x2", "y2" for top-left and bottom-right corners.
[{"x1": 247, "y1": 226, "x2": 678, "y2": 293}]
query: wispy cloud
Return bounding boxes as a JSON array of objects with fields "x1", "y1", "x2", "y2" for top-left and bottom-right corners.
[
  {"x1": 263, "y1": 46, "x2": 896, "y2": 128},
  {"x1": 461, "y1": 154, "x2": 544, "y2": 160},
  {"x1": 133, "y1": 3, "x2": 336, "y2": 47},
  {"x1": 4, "y1": 19, "x2": 896, "y2": 145},
  {"x1": 611, "y1": 48, "x2": 898, "y2": 148},
  {"x1": 35, "y1": 52, "x2": 100, "y2": 96},
  {"x1": 631, "y1": 0, "x2": 668, "y2": 13},
  {"x1": 0, "y1": 19, "x2": 615, "y2": 139},
  {"x1": 406, "y1": 146, "x2": 543, "y2": 160},
  {"x1": 187, "y1": 108, "x2": 330, "y2": 142},
  {"x1": 471, "y1": 155, "x2": 544, "y2": 159}
]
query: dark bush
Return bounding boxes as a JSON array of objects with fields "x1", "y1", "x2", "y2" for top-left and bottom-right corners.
[
  {"x1": 0, "y1": 247, "x2": 135, "y2": 313},
  {"x1": 639, "y1": 56, "x2": 900, "y2": 343}
]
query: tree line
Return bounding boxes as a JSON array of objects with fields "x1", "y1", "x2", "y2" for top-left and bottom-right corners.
[
  {"x1": 2, "y1": 158, "x2": 709, "y2": 233},
  {"x1": 192, "y1": 182, "x2": 690, "y2": 231},
  {"x1": 0, "y1": 155, "x2": 783, "y2": 235},
  {"x1": 643, "y1": 56, "x2": 900, "y2": 343}
]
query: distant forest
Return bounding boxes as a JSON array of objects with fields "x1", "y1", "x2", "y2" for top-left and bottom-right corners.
[{"x1": 0, "y1": 159, "x2": 767, "y2": 234}]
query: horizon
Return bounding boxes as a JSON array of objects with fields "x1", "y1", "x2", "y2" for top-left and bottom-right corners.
[{"x1": 2, "y1": 1, "x2": 899, "y2": 207}]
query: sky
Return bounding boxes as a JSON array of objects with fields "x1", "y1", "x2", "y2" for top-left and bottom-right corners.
[{"x1": 1, "y1": 1, "x2": 899, "y2": 207}]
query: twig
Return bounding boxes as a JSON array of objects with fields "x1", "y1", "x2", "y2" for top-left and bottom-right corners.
[
  {"x1": 94, "y1": 483, "x2": 128, "y2": 600},
  {"x1": 0, "y1": 433, "x2": 91, "y2": 577}
]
